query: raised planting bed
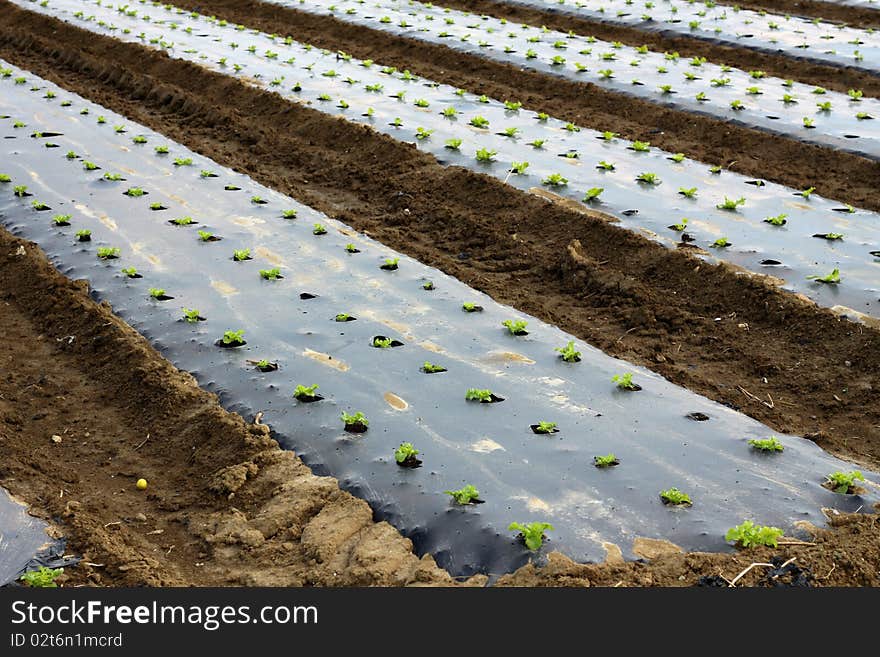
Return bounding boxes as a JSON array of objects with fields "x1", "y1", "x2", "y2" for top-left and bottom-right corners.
[
  {"x1": 1, "y1": 62, "x2": 877, "y2": 577},
  {"x1": 8, "y1": 1, "x2": 880, "y2": 321}
]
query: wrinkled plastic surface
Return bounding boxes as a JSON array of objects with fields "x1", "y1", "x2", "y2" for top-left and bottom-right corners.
[
  {"x1": 10, "y1": 0, "x2": 880, "y2": 320},
  {"x1": 283, "y1": 0, "x2": 880, "y2": 160},
  {"x1": 2, "y1": 64, "x2": 877, "y2": 576},
  {"x1": 0, "y1": 488, "x2": 51, "y2": 587},
  {"x1": 496, "y1": 0, "x2": 880, "y2": 72}
]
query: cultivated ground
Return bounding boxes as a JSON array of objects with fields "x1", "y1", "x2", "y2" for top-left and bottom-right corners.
[{"x1": 0, "y1": 0, "x2": 878, "y2": 586}]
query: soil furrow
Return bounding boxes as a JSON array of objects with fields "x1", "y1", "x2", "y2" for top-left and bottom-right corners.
[
  {"x1": 150, "y1": 0, "x2": 880, "y2": 214},
  {"x1": 729, "y1": 0, "x2": 880, "y2": 29},
  {"x1": 0, "y1": 0, "x2": 878, "y2": 482}
]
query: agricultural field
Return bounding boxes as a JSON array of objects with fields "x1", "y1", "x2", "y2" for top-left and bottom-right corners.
[{"x1": 0, "y1": 0, "x2": 878, "y2": 590}]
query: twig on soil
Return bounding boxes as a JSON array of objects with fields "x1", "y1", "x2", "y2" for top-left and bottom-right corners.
[
  {"x1": 817, "y1": 564, "x2": 836, "y2": 581},
  {"x1": 776, "y1": 540, "x2": 816, "y2": 546},
  {"x1": 134, "y1": 433, "x2": 151, "y2": 450},
  {"x1": 615, "y1": 327, "x2": 638, "y2": 344},
  {"x1": 728, "y1": 557, "x2": 796, "y2": 587},
  {"x1": 737, "y1": 385, "x2": 774, "y2": 409},
  {"x1": 103, "y1": 521, "x2": 122, "y2": 528}
]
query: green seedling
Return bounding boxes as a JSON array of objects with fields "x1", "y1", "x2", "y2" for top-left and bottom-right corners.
[
  {"x1": 814, "y1": 233, "x2": 843, "y2": 240},
  {"x1": 678, "y1": 187, "x2": 697, "y2": 198},
  {"x1": 155, "y1": 146, "x2": 169, "y2": 154},
  {"x1": 534, "y1": 421, "x2": 558, "y2": 434},
  {"x1": 415, "y1": 127, "x2": 434, "y2": 140},
  {"x1": 83, "y1": 161, "x2": 99, "y2": 171},
  {"x1": 660, "y1": 487, "x2": 692, "y2": 506},
  {"x1": 103, "y1": 173, "x2": 124, "y2": 181},
  {"x1": 630, "y1": 140, "x2": 650, "y2": 152},
  {"x1": 717, "y1": 196, "x2": 745, "y2": 210},
  {"x1": 313, "y1": 223, "x2": 327, "y2": 235},
  {"x1": 669, "y1": 153, "x2": 685, "y2": 163},
  {"x1": 394, "y1": 442, "x2": 420, "y2": 466},
  {"x1": 555, "y1": 341, "x2": 581, "y2": 362},
  {"x1": 121, "y1": 267, "x2": 139, "y2": 278},
  {"x1": 422, "y1": 361, "x2": 447, "y2": 373},
  {"x1": 502, "y1": 319, "x2": 528, "y2": 335},
  {"x1": 182, "y1": 308, "x2": 202, "y2": 323},
  {"x1": 259, "y1": 267, "x2": 282, "y2": 280},
  {"x1": 52, "y1": 214, "x2": 71, "y2": 226},
  {"x1": 97, "y1": 247, "x2": 120, "y2": 259},
  {"x1": 803, "y1": 117, "x2": 815, "y2": 128},
  {"x1": 764, "y1": 213, "x2": 787, "y2": 226},
  {"x1": 848, "y1": 89, "x2": 863, "y2": 101},
  {"x1": 542, "y1": 173, "x2": 568, "y2": 187},
  {"x1": 799, "y1": 186, "x2": 816, "y2": 199},
  {"x1": 462, "y1": 302, "x2": 482, "y2": 313},
  {"x1": 64, "y1": 151, "x2": 77, "y2": 160},
  {"x1": 170, "y1": 216, "x2": 195, "y2": 226},
  {"x1": 19, "y1": 566, "x2": 63, "y2": 588},
  {"x1": 594, "y1": 454, "x2": 620, "y2": 468},
  {"x1": 612, "y1": 373, "x2": 640, "y2": 391},
  {"x1": 422, "y1": 281, "x2": 434, "y2": 291},
  {"x1": 475, "y1": 148, "x2": 497, "y2": 162},
  {"x1": 465, "y1": 388, "x2": 494, "y2": 402},
  {"x1": 510, "y1": 161, "x2": 529, "y2": 175},
  {"x1": 445, "y1": 485, "x2": 481, "y2": 505},
  {"x1": 636, "y1": 172, "x2": 659, "y2": 185},
  {"x1": 711, "y1": 237, "x2": 731, "y2": 248},
  {"x1": 581, "y1": 187, "x2": 603, "y2": 203},
  {"x1": 749, "y1": 437, "x2": 784, "y2": 452},
  {"x1": 825, "y1": 471, "x2": 865, "y2": 494},
  {"x1": 807, "y1": 268, "x2": 840, "y2": 284},
  {"x1": 444, "y1": 138, "x2": 462, "y2": 150},
  {"x1": 0, "y1": 174, "x2": 10, "y2": 183},
  {"x1": 132, "y1": 136, "x2": 147, "y2": 144},
  {"x1": 335, "y1": 313, "x2": 354, "y2": 322},
  {"x1": 221, "y1": 330, "x2": 245, "y2": 346},
  {"x1": 344, "y1": 243, "x2": 359, "y2": 253},
  {"x1": 173, "y1": 157, "x2": 193, "y2": 166},
  {"x1": 198, "y1": 230, "x2": 218, "y2": 242},
  {"x1": 31, "y1": 200, "x2": 50, "y2": 211},
  {"x1": 149, "y1": 287, "x2": 168, "y2": 299},
  {"x1": 725, "y1": 521, "x2": 783, "y2": 548},
  {"x1": 75, "y1": 229, "x2": 91, "y2": 241},
  {"x1": 469, "y1": 116, "x2": 489, "y2": 129},
  {"x1": 669, "y1": 218, "x2": 688, "y2": 231},
  {"x1": 124, "y1": 187, "x2": 146, "y2": 197},
  {"x1": 508, "y1": 522, "x2": 554, "y2": 551},
  {"x1": 380, "y1": 257, "x2": 399, "y2": 270},
  {"x1": 372, "y1": 337, "x2": 394, "y2": 348},
  {"x1": 341, "y1": 411, "x2": 369, "y2": 430},
  {"x1": 233, "y1": 248, "x2": 251, "y2": 261},
  {"x1": 596, "y1": 160, "x2": 615, "y2": 171},
  {"x1": 293, "y1": 384, "x2": 320, "y2": 401},
  {"x1": 563, "y1": 123, "x2": 580, "y2": 132}
]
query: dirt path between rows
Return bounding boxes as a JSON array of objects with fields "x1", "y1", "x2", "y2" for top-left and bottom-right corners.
[
  {"x1": 160, "y1": 0, "x2": 880, "y2": 215},
  {"x1": 1, "y1": 228, "x2": 878, "y2": 587},
  {"x1": 730, "y1": 0, "x2": 880, "y2": 29},
  {"x1": 1, "y1": 2, "x2": 877, "y2": 474}
]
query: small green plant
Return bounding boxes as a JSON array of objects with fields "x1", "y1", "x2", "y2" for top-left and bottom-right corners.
[
  {"x1": 444, "y1": 138, "x2": 462, "y2": 150},
  {"x1": 197, "y1": 230, "x2": 216, "y2": 242},
  {"x1": 509, "y1": 161, "x2": 529, "y2": 175},
  {"x1": 807, "y1": 268, "x2": 840, "y2": 284},
  {"x1": 103, "y1": 172, "x2": 124, "y2": 181},
  {"x1": 445, "y1": 484, "x2": 482, "y2": 505},
  {"x1": 825, "y1": 471, "x2": 865, "y2": 494},
  {"x1": 75, "y1": 229, "x2": 91, "y2": 241},
  {"x1": 814, "y1": 233, "x2": 843, "y2": 241},
  {"x1": 380, "y1": 257, "x2": 399, "y2": 270},
  {"x1": 542, "y1": 173, "x2": 568, "y2": 187},
  {"x1": 612, "y1": 373, "x2": 640, "y2": 391},
  {"x1": 469, "y1": 116, "x2": 489, "y2": 129},
  {"x1": 121, "y1": 267, "x2": 139, "y2": 278},
  {"x1": 335, "y1": 313, "x2": 353, "y2": 322},
  {"x1": 596, "y1": 160, "x2": 615, "y2": 171},
  {"x1": 149, "y1": 287, "x2": 168, "y2": 299},
  {"x1": 19, "y1": 566, "x2": 63, "y2": 588},
  {"x1": 415, "y1": 127, "x2": 434, "y2": 141},
  {"x1": 636, "y1": 172, "x2": 659, "y2": 185},
  {"x1": 502, "y1": 319, "x2": 528, "y2": 335},
  {"x1": 764, "y1": 213, "x2": 787, "y2": 226},
  {"x1": 394, "y1": 442, "x2": 420, "y2": 466},
  {"x1": 124, "y1": 187, "x2": 146, "y2": 197},
  {"x1": 582, "y1": 187, "x2": 603, "y2": 203},
  {"x1": 341, "y1": 411, "x2": 369, "y2": 430},
  {"x1": 749, "y1": 437, "x2": 784, "y2": 452},
  {"x1": 344, "y1": 243, "x2": 359, "y2": 253},
  {"x1": 233, "y1": 248, "x2": 251, "y2": 261},
  {"x1": 725, "y1": 521, "x2": 783, "y2": 548},
  {"x1": 509, "y1": 522, "x2": 554, "y2": 551},
  {"x1": 372, "y1": 336, "x2": 394, "y2": 348},
  {"x1": 465, "y1": 388, "x2": 493, "y2": 402},
  {"x1": 630, "y1": 140, "x2": 650, "y2": 152},
  {"x1": 13, "y1": 185, "x2": 28, "y2": 197},
  {"x1": 594, "y1": 454, "x2": 620, "y2": 468},
  {"x1": 555, "y1": 341, "x2": 581, "y2": 362},
  {"x1": 422, "y1": 361, "x2": 447, "y2": 373},
  {"x1": 221, "y1": 329, "x2": 245, "y2": 346},
  {"x1": 31, "y1": 200, "x2": 50, "y2": 211},
  {"x1": 182, "y1": 308, "x2": 202, "y2": 323},
  {"x1": 132, "y1": 135, "x2": 147, "y2": 144},
  {"x1": 313, "y1": 223, "x2": 327, "y2": 235},
  {"x1": 670, "y1": 218, "x2": 688, "y2": 232},
  {"x1": 0, "y1": 174, "x2": 10, "y2": 183},
  {"x1": 534, "y1": 421, "x2": 557, "y2": 434},
  {"x1": 711, "y1": 237, "x2": 730, "y2": 248},
  {"x1": 800, "y1": 186, "x2": 816, "y2": 200},
  {"x1": 52, "y1": 214, "x2": 72, "y2": 226},
  {"x1": 475, "y1": 148, "x2": 497, "y2": 162},
  {"x1": 97, "y1": 247, "x2": 120, "y2": 259},
  {"x1": 678, "y1": 187, "x2": 698, "y2": 199},
  {"x1": 462, "y1": 302, "x2": 482, "y2": 313},
  {"x1": 260, "y1": 267, "x2": 282, "y2": 280},
  {"x1": 803, "y1": 117, "x2": 815, "y2": 128},
  {"x1": 173, "y1": 157, "x2": 193, "y2": 167},
  {"x1": 293, "y1": 384, "x2": 320, "y2": 401},
  {"x1": 660, "y1": 487, "x2": 692, "y2": 506},
  {"x1": 170, "y1": 216, "x2": 195, "y2": 226},
  {"x1": 717, "y1": 196, "x2": 745, "y2": 210},
  {"x1": 155, "y1": 145, "x2": 169, "y2": 154}
]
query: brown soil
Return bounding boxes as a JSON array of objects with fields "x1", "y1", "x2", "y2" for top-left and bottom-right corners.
[
  {"x1": 159, "y1": 0, "x2": 880, "y2": 215},
  {"x1": 732, "y1": 0, "x2": 880, "y2": 29},
  {"x1": 0, "y1": 1, "x2": 877, "y2": 473},
  {"x1": 0, "y1": 2, "x2": 878, "y2": 587},
  {"x1": 3, "y1": 228, "x2": 879, "y2": 588}
]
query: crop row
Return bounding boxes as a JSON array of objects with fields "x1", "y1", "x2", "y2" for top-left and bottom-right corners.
[
  {"x1": 497, "y1": 0, "x2": 880, "y2": 70},
  {"x1": 17, "y1": 0, "x2": 880, "y2": 321},
  {"x1": 284, "y1": 0, "x2": 880, "y2": 159},
  {"x1": 4, "y1": 62, "x2": 875, "y2": 572}
]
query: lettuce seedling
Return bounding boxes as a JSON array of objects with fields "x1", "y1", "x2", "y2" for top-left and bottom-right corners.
[
  {"x1": 52, "y1": 214, "x2": 72, "y2": 226},
  {"x1": 444, "y1": 138, "x2": 462, "y2": 150},
  {"x1": 502, "y1": 319, "x2": 528, "y2": 335},
  {"x1": 341, "y1": 411, "x2": 369, "y2": 432},
  {"x1": 31, "y1": 200, "x2": 50, "y2": 211},
  {"x1": 510, "y1": 161, "x2": 529, "y2": 175},
  {"x1": 594, "y1": 454, "x2": 620, "y2": 468},
  {"x1": 20, "y1": 566, "x2": 63, "y2": 588},
  {"x1": 462, "y1": 302, "x2": 483, "y2": 313},
  {"x1": 233, "y1": 248, "x2": 251, "y2": 261},
  {"x1": 221, "y1": 330, "x2": 245, "y2": 346},
  {"x1": 509, "y1": 521, "x2": 554, "y2": 550},
  {"x1": 103, "y1": 173, "x2": 124, "y2": 181},
  {"x1": 678, "y1": 187, "x2": 698, "y2": 198},
  {"x1": 155, "y1": 146, "x2": 169, "y2": 154},
  {"x1": 198, "y1": 230, "x2": 219, "y2": 242},
  {"x1": 344, "y1": 243, "x2": 360, "y2": 253},
  {"x1": 380, "y1": 257, "x2": 399, "y2": 271},
  {"x1": 121, "y1": 267, "x2": 139, "y2": 278},
  {"x1": 394, "y1": 442, "x2": 421, "y2": 468},
  {"x1": 372, "y1": 337, "x2": 393, "y2": 348},
  {"x1": 170, "y1": 216, "x2": 195, "y2": 226},
  {"x1": 660, "y1": 487, "x2": 692, "y2": 506},
  {"x1": 259, "y1": 267, "x2": 282, "y2": 280},
  {"x1": 813, "y1": 233, "x2": 843, "y2": 240},
  {"x1": 613, "y1": 373, "x2": 641, "y2": 391},
  {"x1": 807, "y1": 268, "x2": 840, "y2": 284},
  {"x1": 711, "y1": 237, "x2": 731, "y2": 248},
  {"x1": 629, "y1": 140, "x2": 650, "y2": 152},
  {"x1": 636, "y1": 172, "x2": 659, "y2": 185},
  {"x1": 542, "y1": 173, "x2": 568, "y2": 187},
  {"x1": 254, "y1": 359, "x2": 278, "y2": 373},
  {"x1": 422, "y1": 281, "x2": 434, "y2": 291},
  {"x1": 596, "y1": 160, "x2": 615, "y2": 171},
  {"x1": 725, "y1": 521, "x2": 783, "y2": 548},
  {"x1": 475, "y1": 148, "x2": 497, "y2": 162},
  {"x1": 182, "y1": 308, "x2": 203, "y2": 323},
  {"x1": 422, "y1": 361, "x2": 447, "y2": 374},
  {"x1": 533, "y1": 421, "x2": 558, "y2": 434},
  {"x1": 124, "y1": 187, "x2": 146, "y2": 197},
  {"x1": 749, "y1": 437, "x2": 784, "y2": 452},
  {"x1": 582, "y1": 187, "x2": 603, "y2": 203},
  {"x1": 825, "y1": 470, "x2": 865, "y2": 494},
  {"x1": 445, "y1": 485, "x2": 482, "y2": 505},
  {"x1": 149, "y1": 287, "x2": 170, "y2": 300},
  {"x1": 764, "y1": 213, "x2": 787, "y2": 226},
  {"x1": 669, "y1": 218, "x2": 688, "y2": 231},
  {"x1": 555, "y1": 341, "x2": 581, "y2": 362},
  {"x1": 76, "y1": 229, "x2": 91, "y2": 242},
  {"x1": 97, "y1": 247, "x2": 120, "y2": 259},
  {"x1": 465, "y1": 388, "x2": 494, "y2": 402},
  {"x1": 293, "y1": 384, "x2": 321, "y2": 402},
  {"x1": 0, "y1": 174, "x2": 10, "y2": 183},
  {"x1": 469, "y1": 116, "x2": 489, "y2": 129},
  {"x1": 717, "y1": 196, "x2": 745, "y2": 210},
  {"x1": 313, "y1": 223, "x2": 327, "y2": 235},
  {"x1": 335, "y1": 313, "x2": 355, "y2": 322},
  {"x1": 415, "y1": 127, "x2": 434, "y2": 141},
  {"x1": 132, "y1": 135, "x2": 147, "y2": 144}
]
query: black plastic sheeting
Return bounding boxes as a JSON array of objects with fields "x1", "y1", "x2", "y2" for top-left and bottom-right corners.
[
  {"x1": 9, "y1": 1, "x2": 880, "y2": 322},
  {"x1": 282, "y1": 0, "x2": 880, "y2": 161},
  {"x1": 492, "y1": 0, "x2": 880, "y2": 73},
  {"x1": 0, "y1": 487, "x2": 53, "y2": 587},
  {"x1": 2, "y1": 64, "x2": 877, "y2": 577}
]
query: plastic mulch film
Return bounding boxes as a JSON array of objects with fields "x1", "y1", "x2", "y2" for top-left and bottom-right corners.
[
  {"x1": 2, "y1": 63, "x2": 877, "y2": 576},
  {"x1": 0, "y1": 487, "x2": 52, "y2": 586}
]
